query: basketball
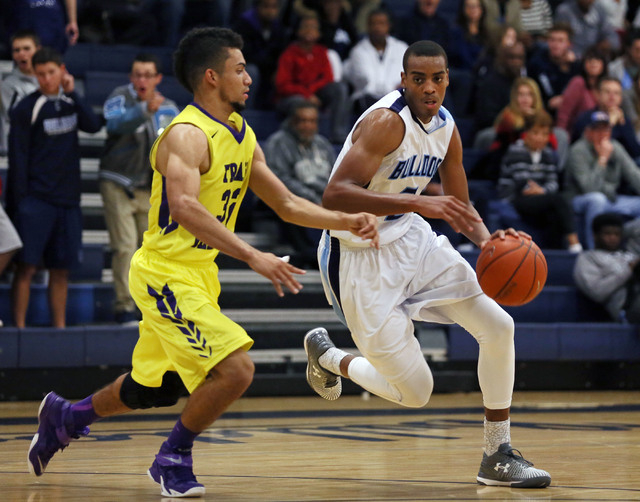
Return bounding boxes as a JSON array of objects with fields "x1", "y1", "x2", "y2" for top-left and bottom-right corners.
[{"x1": 476, "y1": 235, "x2": 547, "y2": 306}]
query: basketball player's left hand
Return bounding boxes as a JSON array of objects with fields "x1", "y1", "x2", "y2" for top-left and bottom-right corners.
[
  {"x1": 480, "y1": 228, "x2": 531, "y2": 249},
  {"x1": 345, "y1": 212, "x2": 380, "y2": 249}
]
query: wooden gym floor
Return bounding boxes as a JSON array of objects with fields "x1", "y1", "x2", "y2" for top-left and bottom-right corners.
[{"x1": 1, "y1": 390, "x2": 639, "y2": 501}]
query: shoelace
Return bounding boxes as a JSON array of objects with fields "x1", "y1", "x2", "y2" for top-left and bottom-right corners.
[{"x1": 505, "y1": 447, "x2": 534, "y2": 467}]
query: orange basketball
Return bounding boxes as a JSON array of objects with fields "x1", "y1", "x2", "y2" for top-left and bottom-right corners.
[{"x1": 476, "y1": 235, "x2": 547, "y2": 306}]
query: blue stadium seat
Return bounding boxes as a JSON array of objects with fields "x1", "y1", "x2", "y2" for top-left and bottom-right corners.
[
  {"x1": 384, "y1": 0, "x2": 416, "y2": 22},
  {"x1": 448, "y1": 323, "x2": 640, "y2": 361},
  {"x1": 158, "y1": 75, "x2": 191, "y2": 109},
  {"x1": 84, "y1": 71, "x2": 129, "y2": 109},
  {"x1": 242, "y1": 110, "x2": 282, "y2": 141},
  {"x1": 65, "y1": 43, "x2": 175, "y2": 79}
]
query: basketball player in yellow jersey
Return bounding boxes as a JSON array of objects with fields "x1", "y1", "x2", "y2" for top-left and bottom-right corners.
[{"x1": 26, "y1": 27, "x2": 379, "y2": 498}]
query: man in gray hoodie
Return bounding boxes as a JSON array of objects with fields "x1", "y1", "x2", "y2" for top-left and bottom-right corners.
[
  {"x1": 264, "y1": 99, "x2": 335, "y2": 266},
  {"x1": 0, "y1": 30, "x2": 40, "y2": 154},
  {"x1": 100, "y1": 53, "x2": 179, "y2": 324}
]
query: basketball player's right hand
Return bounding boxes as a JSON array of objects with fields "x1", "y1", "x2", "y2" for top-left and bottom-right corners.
[
  {"x1": 247, "y1": 252, "x2": 306, "y2": 297},
  {"x1": 417, "y1": 195, "x2": 481, "y2": 233},
  {"x1": 481, "y1": 229, "x2": 532, "y2": 249}
]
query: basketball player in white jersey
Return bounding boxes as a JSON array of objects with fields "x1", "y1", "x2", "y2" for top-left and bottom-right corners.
[{"x1": 304, "y1": 41, "x2": 551, "y2": 488}]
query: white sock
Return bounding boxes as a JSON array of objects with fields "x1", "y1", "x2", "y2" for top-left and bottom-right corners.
[
  {"x1": 484, "y1": 418, "x2": 511, "y2": 456},
  {"x1": 318, "y1": 347, "x2": 349, "y2": 375}
]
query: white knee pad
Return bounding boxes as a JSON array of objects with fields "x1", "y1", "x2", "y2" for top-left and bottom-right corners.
[{"x1": 347, "y1": 356, "x2": 433, "y2": 408}]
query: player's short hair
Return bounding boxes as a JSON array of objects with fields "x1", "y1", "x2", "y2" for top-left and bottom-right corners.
[
  {"x1": 31, "y1": 47, "x2": 63, "y2": 68},
  {"x1": 10, "y1": 29, "x2": 40, "y2": 46},
  {"x1": 133, "y1": 53, "x2": 162, "y2": 74},
  {"x1": 403, "y1": 41, "x2": 448, "y2": 72},
  {"x1": 592, "y1": 212, "x2": 624, "y2": 234},
  {"x1": 174, "y1": 27, "x2": 243, "y2": 94},
  {"x1": 597, "y1": 75, "x2": 622, "y2": 91}
]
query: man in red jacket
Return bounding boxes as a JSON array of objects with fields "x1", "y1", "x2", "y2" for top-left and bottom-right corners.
[{"x1": 275, "y1": 13, "x2": 349, "y2": 143}]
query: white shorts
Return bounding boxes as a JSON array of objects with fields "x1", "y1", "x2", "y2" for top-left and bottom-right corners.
[
  {"x1": 319, "y1": 213, "x2": 483, "y2": 383},
  {"x1": 0, "y1": 204, "x2": 22, "y2": 254}
]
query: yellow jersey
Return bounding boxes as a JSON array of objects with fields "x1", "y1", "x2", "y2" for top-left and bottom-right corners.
[{"x1": 143, "y1": 103, "x2": 256, "y2": 266}]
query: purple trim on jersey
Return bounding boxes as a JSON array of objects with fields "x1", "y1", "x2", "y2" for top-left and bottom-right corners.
[
  {"x1": 158, "y1": 176, "x2": 179, "y2": 234},
  {"x1": 189, "y1": 102, "x2": 246, "y2": 144}
]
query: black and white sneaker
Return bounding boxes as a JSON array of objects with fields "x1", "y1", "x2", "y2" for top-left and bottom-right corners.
[
  {"x1": 477, "y1": 443, "x2": 551, "y2": 488},
  {"x1": 303, "y1": 328, "x2": 342, "y2": 401}
]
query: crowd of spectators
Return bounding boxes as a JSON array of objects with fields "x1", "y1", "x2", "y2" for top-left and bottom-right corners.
[{"x1": 8, "y1": 0, "x2": 640, "y2": 326}]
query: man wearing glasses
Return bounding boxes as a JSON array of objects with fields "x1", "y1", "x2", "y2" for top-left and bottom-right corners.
[{"x1": 100, "y1": 53, "x2": 180, "y2": 325}]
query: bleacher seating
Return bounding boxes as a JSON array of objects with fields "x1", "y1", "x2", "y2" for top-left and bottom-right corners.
[{"x1": 65, "y1": 43, "x2": 174, "y2": 78}]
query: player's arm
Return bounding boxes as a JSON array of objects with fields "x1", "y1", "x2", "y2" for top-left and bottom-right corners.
[
  {"x1": 249, "y1": 143, "x2": 379, "y2": 247},
  {"x1": 438, "y1": 125, "x2": 492, "y2": 247},
  {"x1": 322, "y1": 109, "x2": 480, "y2": 233},
  {"x1": 157, "y1": 124, "x2": 305, "y2": 297}
]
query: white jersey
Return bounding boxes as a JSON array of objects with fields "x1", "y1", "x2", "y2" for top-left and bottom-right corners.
[{"x1": 329, "y1": 89, "x2": 455, "y2": 246}]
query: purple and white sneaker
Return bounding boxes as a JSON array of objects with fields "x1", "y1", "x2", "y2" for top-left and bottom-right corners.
[
  {"x1": 147, "y1": 441, "x2": 205, "y2": 498},
  {"x1": 27, "y1": 392, "x2": 90, "y2": 476}
]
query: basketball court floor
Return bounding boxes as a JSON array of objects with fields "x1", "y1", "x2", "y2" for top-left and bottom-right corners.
[{"x1": 1, "y1": 390, "x2": 639, "y2": 501}]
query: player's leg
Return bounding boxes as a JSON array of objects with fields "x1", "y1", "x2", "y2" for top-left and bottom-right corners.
[
  {"x1": 131, "y1": 249, "x2": 254, "y2": 497},
  {"x1": 305, "y1": 308, "x2": 434, "y2": 407},
  {"x1": 308, "y1": 230, "x2": 434, "y2": 406},
  {"x1": 437, "y1": 295, "x2": 550, "y2": 488},
  {"x1": 100, "y1": 180, "x2": 139, "y2": 320},
  {"x1": 47, "y1": 268, "x2": 69, "y2": 328}
]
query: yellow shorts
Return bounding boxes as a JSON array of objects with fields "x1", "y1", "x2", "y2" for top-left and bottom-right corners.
[{"x1": 128, "y1": 247, "x2": 253, "y2": 393}]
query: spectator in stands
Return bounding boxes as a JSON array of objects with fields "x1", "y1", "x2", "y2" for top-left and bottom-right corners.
[
  {"x1": 608, "y1": 29, "x2": 640, "y2": 91},
  {"x1": 0, "y1": 30, "x2": 40, "y2": 155},
  {"x1": 571, "y1": 77, "x2": 640, "y2": 161},
  {"x1": 350, "y1": 0, "x2": 383, "y2": 35},
  {"x1": 233, "y1": 0, "x2": 290, "y2": 110},
  {"x1": 264, "y1": 99, "x2": 336, "y2": 266},
  {"x1": 450, "y1": 0, "x2": 490, "y2": 71},
  {"x1": 100, "y1": 54, "x2": 180, "y2": 325},
  {"x1": 482, "y1": 0, "x2": 523, "y2": 47},
  {"x1": 344, "y1": 9, "x2": 407, "y2": 113},
  {"x1": 10, "y1": 0, "x2": 78, "y2": 54},
  {"x1": 565, "y1": 111, "x2": 640, "y2": 249},
  {"x1": 473, "y1": 23, "x2": 518, "y2": 84},
  {"x1": 290, "y1": 0, "x2": 359, "y2": 61},
  {"x1": 554, "y1": 0, "x2": 620, "y2": 59},
  {"x1": 275, "y1": 13, "x2": 350, "y2": 143},
  {"x1": 397, "y1": 0, "x2": 454, "y2": 52},
  {"x1": 556, "y1": 46, "x2": 607, "y2": 134},
  {"x1": 317, "y1": 0, "x2": 359, "y2": 61},
  {"x1": 498, "y1": 109, "x2": 582, "y2": 250},
  {"x1": 6, "y1": 47, "x2": 102, "y2": 328},
  {"x1": 473, "y1": 40, "x2": 527, "y2": 131},
  {"x1": 573, "y1": 212, "x2": 640, "y2": 323},
  {"x1": 519, "y1": 0, "x2": 553, "y2": 44},
  {"x1": 473, "y1": 76, "x2": 553, "y2": 180},
  {"x1": 527, "y1": 23, "x2": 579, "y2": 115},
  {"x1": 598, "y1": 0, "x2": 628, "y2": 32}
]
